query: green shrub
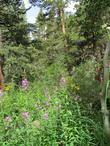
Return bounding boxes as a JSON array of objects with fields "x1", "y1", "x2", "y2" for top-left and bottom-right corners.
[{"x1": 67, "y1": 60, "x2": 101, "y2": 106}]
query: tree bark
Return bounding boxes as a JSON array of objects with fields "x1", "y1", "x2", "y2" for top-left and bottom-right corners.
[{"x1": 59, "y1": 7, "x2": 65, "y2": 34}]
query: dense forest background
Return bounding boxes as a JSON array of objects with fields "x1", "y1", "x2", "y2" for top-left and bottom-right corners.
[
  {"x1": 0, "y1": 0, "x2": 109, "y2": 82},
  {"x1": 1, "y1": 0, "x2": 110, "y2": 146}
]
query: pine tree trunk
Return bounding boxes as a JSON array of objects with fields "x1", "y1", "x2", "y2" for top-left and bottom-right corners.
[{"x1": 59, "y1": 8, "x2": 65, "y2": 34}]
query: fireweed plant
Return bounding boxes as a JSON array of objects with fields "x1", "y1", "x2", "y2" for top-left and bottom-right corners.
[{"x1": 0, "y1": 81, "x2": 106, "y2": 146}]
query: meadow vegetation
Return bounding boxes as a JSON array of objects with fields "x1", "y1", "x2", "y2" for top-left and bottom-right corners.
[
  {"x1": 0, "y1": 61, "x2": 108, "y2": 146},
  {"x1": 1, "y1": 0, "x2": 110, "y2": 145}
]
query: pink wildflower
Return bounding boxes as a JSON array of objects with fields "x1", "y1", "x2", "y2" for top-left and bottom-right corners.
[
  {"x1": 21, "y1": 78, "x2": 29, "y2": 90},
  {"x1": 22, "y1": 112, "x2": 29, "y2": 120}
]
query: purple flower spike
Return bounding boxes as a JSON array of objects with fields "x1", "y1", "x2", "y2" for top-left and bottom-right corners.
[
  {"x1": 21, "y1": 78, "x2": 29, "y2": 90},
  {"x1": 22, "y1": 112, "x2": 29, "y2": 120},
  {"x1": 43, "y1": 112, "x2": 48, "y2": 120}
]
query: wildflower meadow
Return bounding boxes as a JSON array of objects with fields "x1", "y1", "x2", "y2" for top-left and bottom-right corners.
[{"x1": 0, "y1": 79, "x2": 107, "y2": 146}]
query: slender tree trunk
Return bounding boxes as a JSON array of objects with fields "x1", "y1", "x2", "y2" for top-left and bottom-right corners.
[
  {"x1": 101, "y1": 41, "x2": 110, "y2": 135},
  {"x1": 59, "y1": 7, "x2": 65, "y2": 34}
]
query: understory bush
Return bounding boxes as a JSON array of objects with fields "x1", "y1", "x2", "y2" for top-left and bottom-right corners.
[{"x1": 67, "y1": 60, "x2": 101, "y2": 108}]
